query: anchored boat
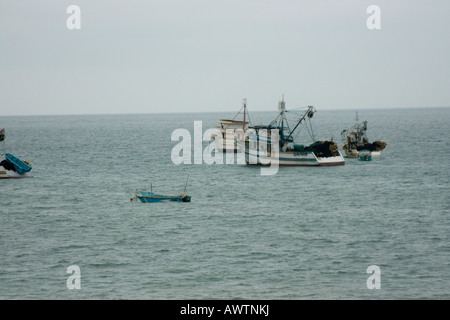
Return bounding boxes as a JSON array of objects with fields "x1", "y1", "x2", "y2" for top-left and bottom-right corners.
[
  {"x1": 358, "y1": 150, "x2": 372, "y2": 161},
  {"x1": 133, "y1": 191, "x2": 191, "y2": 203},
  {"x1": 238, "y1": 96, "x2": 345, "y2": 166},
  {"x1": 0, "y1": 153, "x2": 33, "y2": 179},
  {"x1": 211, "y1": 99, "x2": 250, "y2": 153},
  {"x1": 341, "y1": 112, "x2": 387, "y2": 158},
  {"x1": 132, "y1": 175, "x2": 191, "y2": 203}
]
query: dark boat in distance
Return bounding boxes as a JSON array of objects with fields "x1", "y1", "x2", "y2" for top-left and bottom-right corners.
[{"x1": 341, "y1": 112, "x2": 387, "y2": 158}]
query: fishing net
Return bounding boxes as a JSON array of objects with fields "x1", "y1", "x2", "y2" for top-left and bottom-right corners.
[
  {"x1": 343, "y1": 139, "x2": 387, "y2": 152},
  {"x1": 0, "y1": 159, "x2": 16, "y2": 171},
  {"x1": 354, "y1": 140, "x2": 387, "y2": 151},
  {"x1": 371, "y1": 141, "x2": 387, "y2": 151},
  {"x1": 303, "y1": 140, "x2": 340, "y2": 157}
]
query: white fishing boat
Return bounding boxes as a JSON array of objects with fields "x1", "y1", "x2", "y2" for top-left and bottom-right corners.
[
  {"x1": 238, "y1": 97, "x2": 345, "y2": 166},
  {"x1": 341, "y1": 112, "x2": 387, "y2": 158},
  {"x1": 211, "y1": 99, "x2": 250, "y2": 153}
]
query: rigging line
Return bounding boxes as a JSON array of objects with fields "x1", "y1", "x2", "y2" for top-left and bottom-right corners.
[
  {"x1": 288, "y1": 108, "x2": 309, "y2": 142},
  {"x1": 305, "y1": 119, "x2": 312, "y2": 142},
  {"x1": 230, "y1": 101, "x2": 252, "y2": 131},
  {"x1": 312, "y1": 119, "x2": 318, "y2": 141},
  {"x1": 293, "y1": 125, "x2": 304, "y2": 141},
  {"x1": 183, "y1": 173, "x2": 190, "y2": 194},
  {"x1": 247, "y1": 109, "x2": 252, "y2": 127},
  {"x1": 244, "y1": 103, "x2": 252, "y2": 127},
  {"x1": 305, "y1": 118, "x2": 316, "y2": 142},
  {"x1": 231, "y1": 104, "x2": 245, "y2": 122},
  {"x1": 309, "y1": 117, "x2": 317, "y2": 141},
  {"x1": 291, "y1": 111, "x2": 307, "y2": 141},
  {"x1": 222, "y1": 102, "x2": 246, "y2": 131}
]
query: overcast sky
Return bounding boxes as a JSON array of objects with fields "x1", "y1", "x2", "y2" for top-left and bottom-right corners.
[{"x1": 1, "y1": 0, "x2": 449, "y2": 116}]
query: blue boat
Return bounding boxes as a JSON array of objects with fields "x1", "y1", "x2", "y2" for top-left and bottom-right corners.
[
  {"x1": 359, "y1": 150, "x2": 372, "y2": 161},
  {"x1": 5, "y1": 153, "x2": 32, "y2": 174},
  {"x1": 132, "y1": 175, "x2": 191, "y2": 203},
  {"x1": 134, "y1": 191, "x2": 191, "y2": 203}
]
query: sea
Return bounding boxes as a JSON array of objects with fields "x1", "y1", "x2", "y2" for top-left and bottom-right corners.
[{"x1": 0, "y1": 107, "x2": 449, "y2": 300}]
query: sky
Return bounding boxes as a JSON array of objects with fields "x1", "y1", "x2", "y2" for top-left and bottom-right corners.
[{"x1": 1, "y1": 0, "x2": 449, "y2": 116}]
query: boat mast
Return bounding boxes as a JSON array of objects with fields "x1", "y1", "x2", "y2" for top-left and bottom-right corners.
[
  {"x1": 242, "y1": 98, "x2": 247, "y2": 133},
  {"x1": 277, "y1": 95, "x2": 289, "y2": 140}
]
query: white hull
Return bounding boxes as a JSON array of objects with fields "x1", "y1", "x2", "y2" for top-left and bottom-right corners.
[
  {"x1": 342, "y1": 148, "x2": 381, "y2": 158},
  {"x1": 0, "y1": 166, "x2": 33, "y2": 179},
  {"x1": 342, "y1": 148, "x2": 359, "y2": 158},
  {"x1": 213, "y1": 136, "x2": 243, "y2": 153},
  {"x1": 243, "y1": 146, "x2": 345, "y2": 166}
]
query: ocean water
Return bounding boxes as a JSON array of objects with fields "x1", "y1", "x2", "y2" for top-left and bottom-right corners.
[{"x1": 0, "y1": 107, "x2": 449, "y2": 300}]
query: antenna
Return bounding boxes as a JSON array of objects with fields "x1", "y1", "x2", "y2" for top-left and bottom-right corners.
[{"x1": 278, "y1": 94, "x2": 286, "y2": 112}]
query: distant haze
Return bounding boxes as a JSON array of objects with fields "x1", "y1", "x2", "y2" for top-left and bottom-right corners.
[{"x1": 1, "y1": 0, "x2": 449, "y2": 116}]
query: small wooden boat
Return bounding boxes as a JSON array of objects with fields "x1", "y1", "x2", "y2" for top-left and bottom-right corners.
[
  {"x1": 133, "y1": 191, "x2": 191, "y2": 203},
  {"x1": 359, "y1": 152, "x2": 372, "y2": 161},
  {"x1": 0, "y1": 153, "x2": 33, "y2": 179},
  {"x1": 5, "y1": 153, "x2": 32, "y2": 174},
  {"x1": 132, "y1": 175, "x2": 191, "y2": 203}
]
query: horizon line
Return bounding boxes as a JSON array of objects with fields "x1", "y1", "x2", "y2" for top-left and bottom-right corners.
[{"x1": 1, "y1": 105, "x2": 449, "y2": 118}]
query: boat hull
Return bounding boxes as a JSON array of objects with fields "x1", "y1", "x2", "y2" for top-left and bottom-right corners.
[
  {"x1": 5, "y1": 153, "x2": 32, "y2": 174},
  {"x1": 136, "y1": 197, "x2": 188, "y2": 203},
  {"x1": 0, "y1": 166, "x2": 33, "y2": 179},
  {"x1": 134, "y1": 192, "x2": 191, "y2": 203},
  {"x1": 244, "y1": 148, "x2": 345, "y2": 166},
  {"x1": 342, "y1": 148, "x2": 381, "y2": 158},
  {"x1": 213, "y1": 136, "x2": 242, "y2": 153}
]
